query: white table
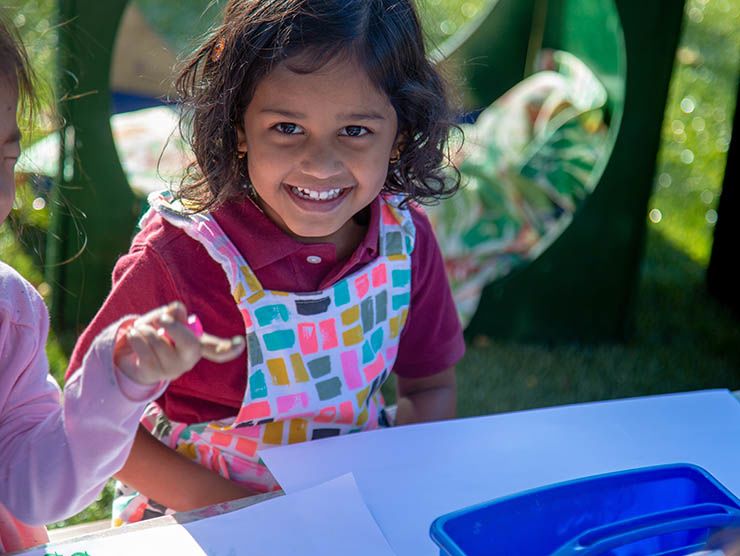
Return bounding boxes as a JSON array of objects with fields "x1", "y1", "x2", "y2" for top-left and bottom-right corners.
[{"x1": 17, "y1": 390, "x2": 740, "y2": 555}]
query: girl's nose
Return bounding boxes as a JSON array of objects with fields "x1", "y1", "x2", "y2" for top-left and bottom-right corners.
[{"x1": 299, "y1": 140, "x2": 344, "y2": 180}]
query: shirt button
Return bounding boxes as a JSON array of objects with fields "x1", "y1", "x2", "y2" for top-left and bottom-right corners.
[{"x1": 306, "y1": 255, "x2": 322, "y2": 264}]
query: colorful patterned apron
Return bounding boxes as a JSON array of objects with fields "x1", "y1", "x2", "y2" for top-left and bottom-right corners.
[{"x1": 112, "y1": 192, "x2": 415, "y2": 525}]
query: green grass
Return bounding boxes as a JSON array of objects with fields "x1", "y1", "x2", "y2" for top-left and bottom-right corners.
[{"x1": 1, "y1": 0, "x2": 739, "y2": 527}]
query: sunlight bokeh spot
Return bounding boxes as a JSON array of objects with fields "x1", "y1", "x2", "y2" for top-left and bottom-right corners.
[
  {"x1": 691, "y1": 117, "x2": 706, "y2": 132},
  {"x1": 688, "y1": 7, "x2": 705, "y2": 22},
  {"x1": 680, "y1": 97, "x2": 696, "y2": 113}
]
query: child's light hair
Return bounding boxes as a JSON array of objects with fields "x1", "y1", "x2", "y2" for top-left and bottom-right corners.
[{"x1": 175, "y1": 0, "x2": 461, "y2": 213}]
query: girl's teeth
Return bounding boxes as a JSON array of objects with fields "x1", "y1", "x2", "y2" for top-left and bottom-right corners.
[{"x1": 292, "y1": 186, "x2": 343, "y2": 201}]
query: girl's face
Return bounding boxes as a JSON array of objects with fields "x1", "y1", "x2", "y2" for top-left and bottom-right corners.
[
  {"x1": 239, "y1": 55, "x2": 399, "y2": 245},
  {"x1": 0, "y1": 77, "x2": 20, "y2": 225}
]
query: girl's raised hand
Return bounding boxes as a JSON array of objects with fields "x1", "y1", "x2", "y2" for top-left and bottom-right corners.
[{"x1": 114, "y1": 301, "x2": 245, "y2": 385}]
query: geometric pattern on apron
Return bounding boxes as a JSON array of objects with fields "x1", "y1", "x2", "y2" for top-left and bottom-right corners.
[{"x1": 112, "y1": 192, "x2": 415, "y2": 525}]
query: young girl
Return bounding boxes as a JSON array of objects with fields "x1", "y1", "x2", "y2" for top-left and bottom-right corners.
[
  {"x1": 0, "y1": 15, "x2": 244, "y2": 553},
  {"x1": 67, "y1": 0, "x2": 466, "y2": 525}
]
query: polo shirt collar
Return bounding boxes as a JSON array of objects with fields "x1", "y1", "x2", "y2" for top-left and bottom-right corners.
[{"x1": 213, "y1": 195, "x2": 381, "y2": 271}]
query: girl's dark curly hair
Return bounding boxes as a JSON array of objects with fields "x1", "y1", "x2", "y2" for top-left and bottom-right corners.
[
  {"x1": 175, "y1": 0, "x2": 460, "y2": 212},
  {"x1": 0, "y1": 11, "x2": 36, "y2": 120}
]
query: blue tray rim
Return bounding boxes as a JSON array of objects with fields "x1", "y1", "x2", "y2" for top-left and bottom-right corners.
[{"x1": 428, "y1": 463, "x2": 740, "y2": 554}]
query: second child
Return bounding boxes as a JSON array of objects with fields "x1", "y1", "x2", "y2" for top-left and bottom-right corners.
[{"x1": 0, "y1": 13, "x2": 245, "y2": 552}]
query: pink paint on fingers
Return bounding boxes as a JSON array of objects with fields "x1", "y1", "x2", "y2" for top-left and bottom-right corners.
[{"x1": 187, "y1": 314, "x2": 204, "y2": 337}]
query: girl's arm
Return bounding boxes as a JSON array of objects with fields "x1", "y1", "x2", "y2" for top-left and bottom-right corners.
[
  {"x1": 0, "y1": 281, "x2": 243, "y2": 525},
  {"x1": 115, "y1": 427, "x2": 259, "y2": 511},
  {"x1": 119, "y1": 369, "x2": 456, "y2": 510},
  {"x1": 113, "y1": 304, "x2": 254, "y2": 511},
  {"x1": 394, "y1": 366, "x2": 457, "y2": 425},
  {"x1": 0, "y1": 299, "x2": 162, "y2": 525},
  {"x1": 112, "y1": 305, "x2": 258, "y2": 511}
]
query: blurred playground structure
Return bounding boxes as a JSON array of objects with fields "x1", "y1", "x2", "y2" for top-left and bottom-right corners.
[{"x1": 21, "y1": 0, "x2": 684, "y2": 346}]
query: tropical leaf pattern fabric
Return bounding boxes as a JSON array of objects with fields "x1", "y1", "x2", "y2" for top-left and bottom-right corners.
[{"x1": 428, "y1": 50, "x2": 610, "y2": 327}]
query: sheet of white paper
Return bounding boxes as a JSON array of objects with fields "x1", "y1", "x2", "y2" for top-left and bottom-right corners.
[
  {"x1": 260, "y1": 389, "x2": 740, "y2": 555},
  {"x1": 184, "y1": 473, "x2": 396, "y2": 555},
  {"x1": 21, "y1": 474, "x2": 395, "y2": 556}
]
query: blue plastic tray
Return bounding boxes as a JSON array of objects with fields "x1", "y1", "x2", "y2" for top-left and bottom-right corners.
[{"x1": 430, "y1": 464, "x2": 740, "y2": 556}]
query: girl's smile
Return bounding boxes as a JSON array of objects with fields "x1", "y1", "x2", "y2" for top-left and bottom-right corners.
[
  {"x1": 285, "y1": 183, "x2": 354, "y2": 213},
  {"x1": 239, "y1": 53, "x2": 399, "y2": 254}
]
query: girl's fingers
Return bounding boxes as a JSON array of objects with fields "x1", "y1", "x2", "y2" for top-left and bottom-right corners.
[
  {"x1": 125, "y1": 325, "x2": 164, "y2": 381},
  {"x1": 166, "y1": 301, "x2": 188, "y2": 323},
  {"x1": 158, "y1": 319, "x2": 200, "y2": 355},
  {"x1": 136, "y1": 303, "x2": 198, "y2": 365},
  {"x1": 120, "y1": 320, "x2": 201, "y2": 385},
  {"x1": 129, "y1": 320, "x2": 192, "y2": 380},
  {"x1": 138, "y1": 301, "x2": 187, "y2": 331},
  {"x1": 152, "y1": 320, "x2": 202, "y2": 374},
  {"x1": 200, "y1": 333, "x2": 246, "y2": 363},
  {"x1": 123, "y1": 302, "x2": 242, "y2": 384}
]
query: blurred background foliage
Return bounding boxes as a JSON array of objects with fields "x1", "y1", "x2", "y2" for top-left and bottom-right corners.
[
  {"x1": 0, "y1": 0, "x2": 738, "y2": 526},
  {"x1": 133, "y1": 0, "x2": 487, "y2": 55}
]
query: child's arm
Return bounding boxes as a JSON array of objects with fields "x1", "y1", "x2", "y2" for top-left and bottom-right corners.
[
  {"x1": 394, "y1": 366, "x2": 457, "y2": 425},
  {"x1": 115, "y1": 372, "x2": 456, "y2": 510},
  {"x1": 115, "y1": 426, "x2": 259, "y2": 511},
  {"x1": 390, "y1": 209, "x2": 463, "y2": 426},
  {"x1": 0, "y1": 296, "x2": 242, "y2": 525},
  {"x1": 113, "y1": 303, "x2": 255, "y2": 510},
  {"x1": 0, "y1": 307, "x2": 148, "y2": 524},
  {"x1": 112, "y1": 304, "x2": 259, "y2": 511}
]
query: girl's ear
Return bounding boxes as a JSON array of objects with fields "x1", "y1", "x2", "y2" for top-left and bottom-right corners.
[
  {"x1": 391, "y1": 133, "x2": 406, "y2": 162},
  {"x1": 236, "y1": 125, "x2": 248, "y2": 157}
]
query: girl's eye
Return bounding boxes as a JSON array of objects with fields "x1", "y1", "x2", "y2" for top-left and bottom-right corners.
[
  {"x1": 274, "y1": 123, "x2": 303, "y2": 135},
  {"x1": 340, "y1": 126, "x2": 370, "y2": 138}
]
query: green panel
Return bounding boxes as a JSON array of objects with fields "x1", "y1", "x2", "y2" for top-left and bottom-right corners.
[
  {"x1": 47, "y1": 0, "x2": 135, "y2": 331},
  {"x1": 459, "y1": 0, "x2": 685, "y2": 342},
  {"x1": 438, "y1": 0, "x2": 538, "y2": 109},
  {"x1": 543, "y1": 0, "x2": 625, "y2": 112}
]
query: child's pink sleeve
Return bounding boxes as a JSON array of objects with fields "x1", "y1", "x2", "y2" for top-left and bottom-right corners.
[{"x1": 0, "y1": 264, "x2": 165, "y2": 526}]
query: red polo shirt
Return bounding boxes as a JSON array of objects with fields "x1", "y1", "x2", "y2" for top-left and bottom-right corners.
[{"x1": 66, "y1": 196, "x2": 465, "y2": 424}]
